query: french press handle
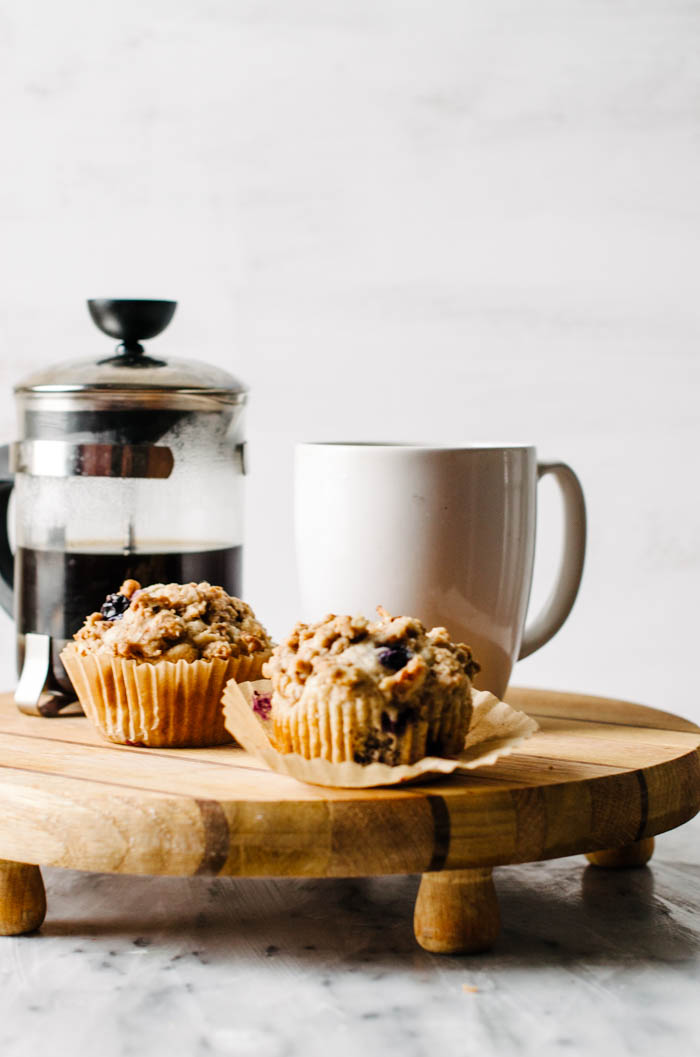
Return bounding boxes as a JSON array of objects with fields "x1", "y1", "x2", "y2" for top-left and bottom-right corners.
[{"x1": 0, "y1": 444, "x2": 13, "y2": 617}]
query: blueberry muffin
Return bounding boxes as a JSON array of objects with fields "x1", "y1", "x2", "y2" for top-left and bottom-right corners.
[
  {"x1": 62, "y1": 580, "x2": 272, "y2": 747},
  {"x1": 263, "y1": 609, "x2": 479, "y2": 764}
]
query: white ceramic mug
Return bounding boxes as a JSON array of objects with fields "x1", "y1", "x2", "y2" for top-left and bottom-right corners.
[{"x1": 294, "y1": 443, "x2": 586, "y2": 699}]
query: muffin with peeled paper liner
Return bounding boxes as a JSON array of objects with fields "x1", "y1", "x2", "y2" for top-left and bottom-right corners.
[
  {"x1": 262, "y1": 608, "x2": 479, "y2": 765},
  {"x1": 61, "y1": 579, "x2": 272, "y2": 747}
]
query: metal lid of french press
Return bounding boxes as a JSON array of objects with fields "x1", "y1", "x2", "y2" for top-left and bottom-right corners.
[{"x1": 15, "y1": 299, "x2": 247, "y2": 408}]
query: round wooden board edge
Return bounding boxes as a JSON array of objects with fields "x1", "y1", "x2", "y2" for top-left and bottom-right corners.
[{"x1": 1, "y1": 687, "x2": 699, "y2": 879}]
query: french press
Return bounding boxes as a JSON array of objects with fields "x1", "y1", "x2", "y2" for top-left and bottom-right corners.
[{"x1": 0, "y1": 300, "x2": 247, "y2": 715}]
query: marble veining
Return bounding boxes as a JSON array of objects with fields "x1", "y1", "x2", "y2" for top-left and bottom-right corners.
[{"x1": 1, "y1": 816, "x2": 699, "y2": 1057}]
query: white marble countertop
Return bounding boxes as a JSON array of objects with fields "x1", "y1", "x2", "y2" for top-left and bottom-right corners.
[{"x1": 2, "y1": 815, "x2": 699, "y2": 1057}]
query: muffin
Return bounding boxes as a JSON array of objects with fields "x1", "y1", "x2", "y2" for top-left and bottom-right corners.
[
  {"x1": 61, "y1": 580, "x2": 273, "y2": 747},
  {"x1": 263, "y1": 609, "x2": 479, "y2": 765}
]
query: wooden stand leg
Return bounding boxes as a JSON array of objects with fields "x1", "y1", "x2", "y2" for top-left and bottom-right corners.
[
  {"x1": 0, "y1": 860, "x2": 47, "y2": 936},
  {"x1": 414, "y1": 868, "x2": 500, "y2": 954},
  {"x1": 586, "y1": 837, "x2": 655, "y2": 869}
]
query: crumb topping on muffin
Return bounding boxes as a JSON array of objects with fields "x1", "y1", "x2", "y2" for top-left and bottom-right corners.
[
  {"x1": 72, "y1": 580, "x2": 273, "y2": 663},
  {"x1": 265, "y1": 608, "x2": 478, "y2": 707}
]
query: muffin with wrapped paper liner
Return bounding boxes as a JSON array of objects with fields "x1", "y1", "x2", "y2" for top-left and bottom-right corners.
[
  {"x1": 61, "y1": 579, "x2": 272, "y2": 747},
  {"x1": 262, "y1": 608, "x2": 479, "y2": 765}
]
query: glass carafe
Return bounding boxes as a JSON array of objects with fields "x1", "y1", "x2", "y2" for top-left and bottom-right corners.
[{"x1": 0, "y1": 300, "x2": 247, "y2": 713}]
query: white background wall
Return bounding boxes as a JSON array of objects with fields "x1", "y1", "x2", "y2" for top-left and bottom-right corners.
[{"x1": 1, "y1": 1, "x2": 698, "y2": 716}]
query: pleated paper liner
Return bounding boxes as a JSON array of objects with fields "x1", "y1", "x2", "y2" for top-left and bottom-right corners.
[
  {"x1": 270, "y1": 686, "x2": 470, "y2": 763},
  {"x1": 61, "y1": 645, "x2": 270, "y2": 747},
  {"x1": 222, "y1": 679, "x2": 539, "y2": 788}
]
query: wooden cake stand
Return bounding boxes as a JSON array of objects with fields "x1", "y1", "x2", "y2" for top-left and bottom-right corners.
[{"x1": 0, "y1": 687, "x2": 699, "y2": 954}]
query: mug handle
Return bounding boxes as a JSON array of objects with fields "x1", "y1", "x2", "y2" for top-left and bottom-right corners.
[
  {"x1": 0, "y1": 444, "x2": 14, "y2": 617},
  {"x1": 518, "y1": 461, "x2": 586, "y2": 660}
]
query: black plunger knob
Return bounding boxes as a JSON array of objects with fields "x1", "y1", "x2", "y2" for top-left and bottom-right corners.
[{"x1": 87, "y1": 299, "x2": 177, "y2": 358}]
